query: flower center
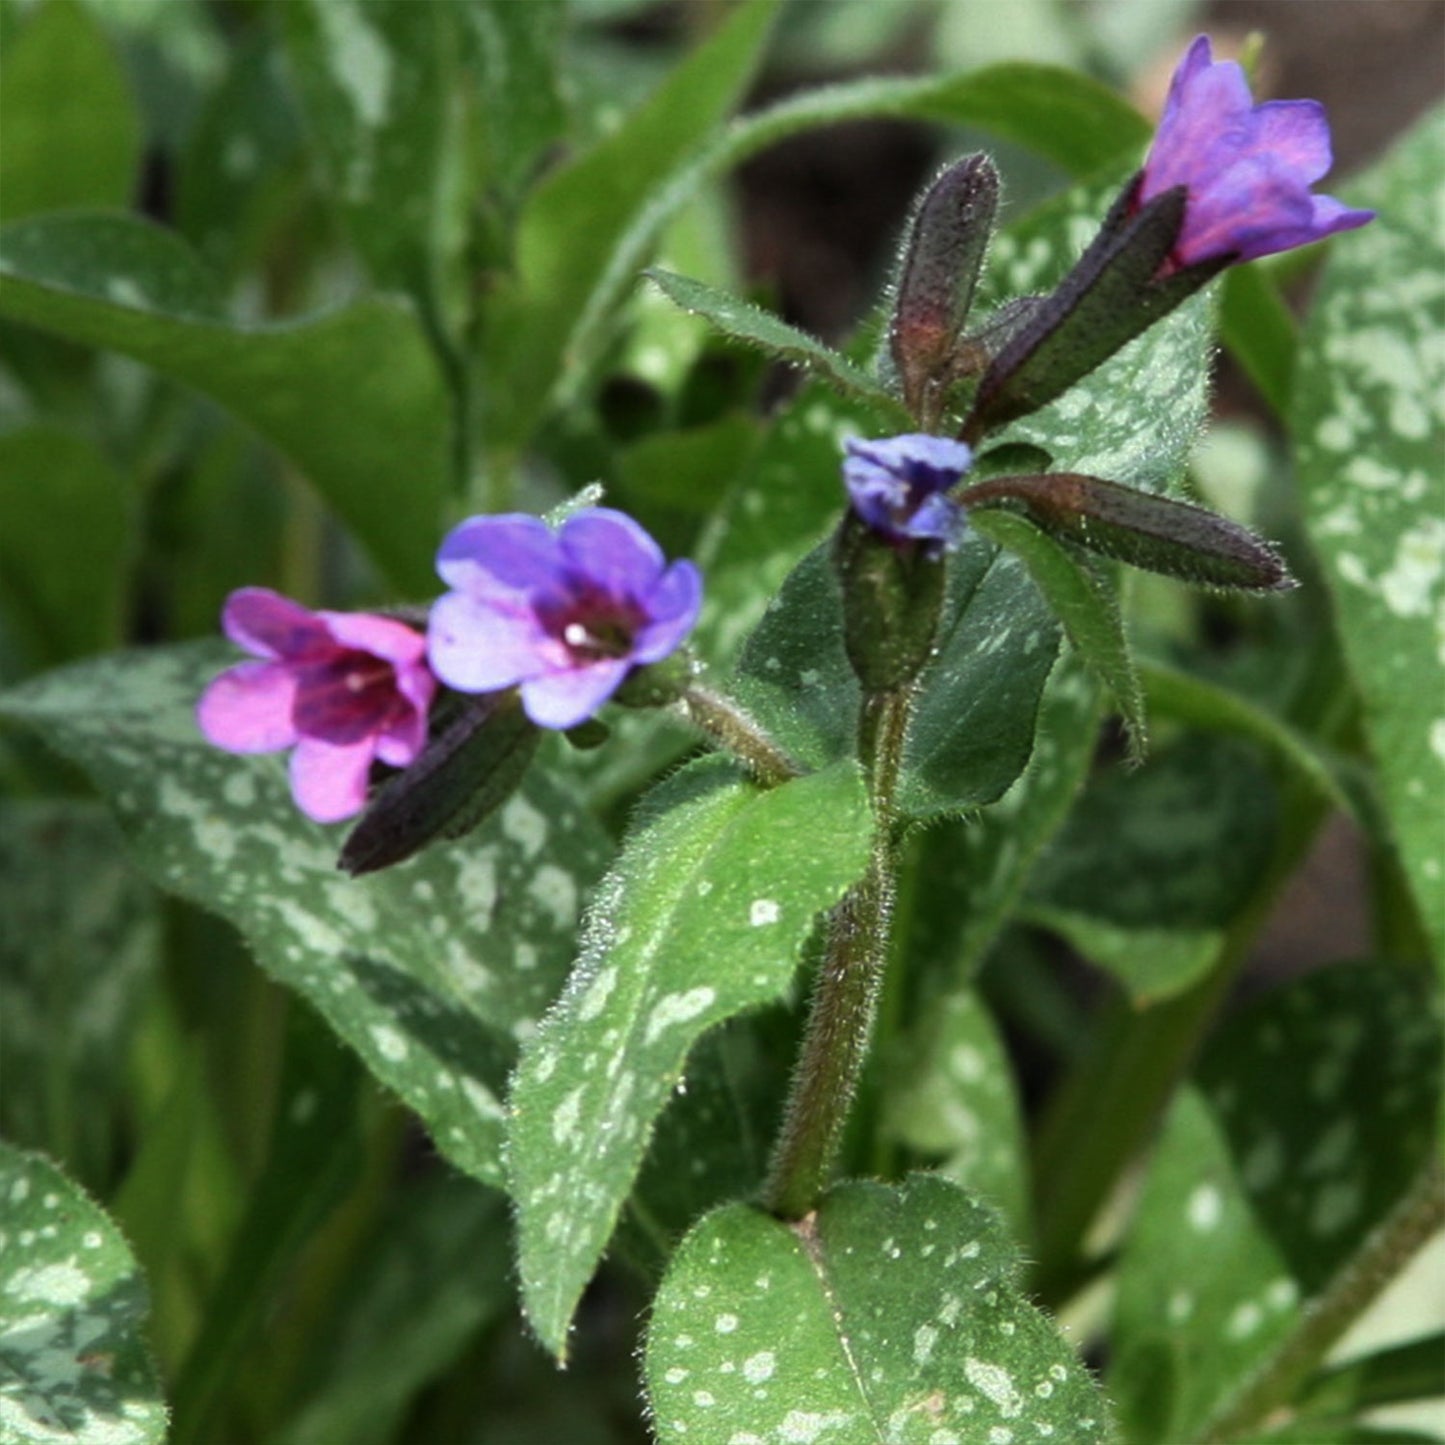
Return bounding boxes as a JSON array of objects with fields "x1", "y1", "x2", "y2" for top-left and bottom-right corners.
[
  {"x1": 543, "y1": 583, "x2": 644, "y2": 664},
  {"x1": 293, "y1": 650, "x2": 400, "y2": 743}
]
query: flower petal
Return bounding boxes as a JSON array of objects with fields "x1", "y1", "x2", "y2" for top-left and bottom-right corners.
[
  {"x1": 634, "y1": 561, "x2": 702, "y2": 665},
  {"x1": 375, "y1": 706, "x2": 429, "y2": 768},
  {"x1": 196, "y1": 660, "x2": 299, "y2": 752},
  {"x1": 222, "y1": 588, "x2": 331, "y2": 660},
  {"x1": 557, "y1": 508, "x2": 666, "y2": 597},
  {"x1": 289, "y1": 736, "x2": 377, "y2": 823},
  {"x1": 520, "y1": 659, "x2": 632, "y2": 730},
  {"x1": 322, "y1": 610, "x2": 429, "y2": 666},
  {"x1": 436, "y1": 514, "x2": 557, "y2": 596},
  {"x1": 427, "y1": 588, "x2": 560, "y2": 694}
]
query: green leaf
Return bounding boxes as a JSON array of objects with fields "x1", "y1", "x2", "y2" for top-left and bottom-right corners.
[
  {"x1": 734, "y1": 535, "x2": 1060, "y2": 822},
  {"x1": 645, "y1": 268, "x2": 906, "y2": 420},
  {"x1": 169, "y1": 1006, "x2": 363, "y2": 1445},
  {"x1": 970, "y1": 508, "x2": 1145, "y2": 760},
  {"x1": 1140, "y1": 659, "x2": 1356, "y2": 821},
  {"x1": 282, "y1": 0, "x2": 456, "y2": 302},
  {"x1": 615, "y1": 1007, "x2": 796, "y2": 1278},
  {"x1": 880, "y1": 991, "x2": 1031, "y2": 1239},
  {"x1": 0, "y1": 0, "x2": 141, "y2": 224},
  {"x1": 484, "y1": 0, "x2": 781, "y2": 445},
  {"x1": 693, "y1": 383, "x2": 873, "y2": 671},
  {"x1": 509, "y1": 755, "x2": 872, "y2": 1357},
  {"x1": 0, "y1": 425, "x2": 135, "y2": 666},
  {"x1": 903, "y1": 653, "x2": 1102, "y2": 982},
  {"x1": 1109, "y1": 962, "x2": 1444, "y2": 1443},
  {"x1": 0, "y1": 643, "x2": 609, "y2": 1189},
  {"x1": 457, "y1": 0, "x2": 567, "y2": 204},
  {"x1": 1022, "y1": 737, "x2": 1278, "y2": 1003},
  {"x1": 0, "y1": 213, "x2": 449, "y2": 593},
  {"x1": 175, "y1": 34, "x2": 304, "y2": 279},
  {"x1": 1293, "y1": 106, "x2": 1445, "y2": 966},
  {"x1": 1219, "y1": 265, "x2": 1296, "y2": 419},
  {"x1": 1297, "y1": 1333, "x2": 1445, "y2": 1424},
  {"x1": 0, "y1": 800, "x2": 158, "y2": 1188},
  {"x1": 276, "y1": 1177, "x2": 512, "y2": 1445},
  {"x1": 645, "y1": 1174, "x2": 1114, "y2": 1443},
  {"x1": 545, "y1": 61, "x2": 1149, "y2": 434},
  {"x1": 0, "y1": 1142, "x2": 167, "y2": 1444}
]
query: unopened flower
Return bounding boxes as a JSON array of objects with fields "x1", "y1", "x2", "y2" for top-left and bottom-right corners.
[
  {"x1": 1140, "y1": 35, "x2": 1374, "y2": 268},
  {"x1": 197, "y1": 588, "x2": 436, "y2": 823},
  {"x1": 842, "y1": 434, "x2": 972, "y2": 551},
  {"x1": 427, "y1": 508, "x2": 701, "y2": 730}
]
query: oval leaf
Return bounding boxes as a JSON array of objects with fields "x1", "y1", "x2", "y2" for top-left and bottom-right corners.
[
  {"x1": 646, "y1": 1174, "x2": 1113, "y2": 1442},
  {"x1": 509, "y1": 756, "x2": 872, "y2": 1357},
  {"x1": 0, "y1": 644, "x2": 608, "y2": 1189},
  {"x1": 0, "y1": 1143, "x2": 166, "y2": 1445}
]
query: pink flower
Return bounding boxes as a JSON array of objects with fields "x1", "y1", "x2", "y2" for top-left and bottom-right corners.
[
  {"x1": 427, "y1": 508, "x2": 701, "y2": 730},
  {"x1": 197, "y1": 588, "x2": 436, "y2": 823},
  {"x1": 1140, "y1": 35, "x2": 1374, "y2": 267}
]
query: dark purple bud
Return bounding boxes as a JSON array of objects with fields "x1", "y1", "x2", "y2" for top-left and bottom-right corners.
[
  {"x1": 889, "y1": 154, "x2": 999, "y2": 423},
  {"x1": 338, "y1": 694, "x2": 540, "y2": 875},
  {"x1": 960, "y1": 181, "x2": 1227, "y2": 444},
  {"x1": 959, "y1": 472, "x2": 1296, "y2": 592}
]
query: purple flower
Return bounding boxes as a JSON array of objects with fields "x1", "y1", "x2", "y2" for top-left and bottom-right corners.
[
  {"x1": 843, "y1": 434, "x2": 972, "y2": 551},
  {"x1": 197, "y1": 588, "x2": 436, "y2": 824},
  {"x1": 1140, "y1": 35, "x2": 1374, "y2": 268},
  {"x1": 427, "y1": 508, "x2": 701, "y2": 730}
]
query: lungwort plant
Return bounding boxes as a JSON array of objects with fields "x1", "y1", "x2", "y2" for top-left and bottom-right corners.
[{"x1": 1, "y1": 3, "x2": 1441, "y2": 1442}]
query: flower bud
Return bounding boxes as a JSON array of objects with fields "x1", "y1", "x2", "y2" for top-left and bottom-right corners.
[
  {"x1": 889, "y1": 154, "x2": 999, "y2": 424},
  {"x1": 959, "y1": 472, "x2": 1295, "y2": 592},
  {"x1": 338, "y1": 694, "x2": 540, "y2": 875}
]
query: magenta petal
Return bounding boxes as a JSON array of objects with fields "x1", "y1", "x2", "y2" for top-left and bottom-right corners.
[
  {"x1": 427, "y1": 589, "x2": 560, "y2": 693},
  {"x1": 222, "y1": 588, "x2": 330, "y2": 660},
  {"x1": 436, "y1": 514, "x2": 558, "y2": 595},
  {"x1": 558, "y1": 509, "x2": 665, "y2": 596},
  {"x1": 520, "y1": 660, "x2": 632, "y2": 729},
  {"x1": 375, "y1": 708, "x2": 428, "y2": 768},
  {"x1": 289, "y1": 736, "x2": 376, "y2": 823},
  {"x1": 197, "y1": 660, "x2": 299, "y2": 752},
  {"x1": 322, "y1": 610, "x2": 428, "y2": 666}
]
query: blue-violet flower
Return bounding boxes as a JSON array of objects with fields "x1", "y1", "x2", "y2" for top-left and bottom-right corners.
[
  {"x1": 427, "y1": 507, "x2": 702, "y2": 730},
  {"x1": 843, "y1": 433, "x2": 972, "y2": 551},
  {"x1": 1140, "y1": 34, "x2": 1374, "y2": 268},
  {"x1": 197, "y1": 588, "x2": 436, "y2": 823}
]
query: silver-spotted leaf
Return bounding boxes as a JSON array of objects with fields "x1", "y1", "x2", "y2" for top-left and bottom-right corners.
[
  {"x1": 0, "y1": 1143, "x2": 166, "y2": 1444},
  {"x1": 1294, "y1": 107, "x2": 1445, "y2": 965},
  {"x1": 646, "y1": 1174, "x2": 1114, "y2": 1443},
  {"x1": 0, "y1": 643, "x2": 609, "y2": 1189},
  {"x1": 1109, "y1": 961, "x2": 1443, "y2": 1442},
  {"x1": 509, "y1": 755, "x2": 872, "y2": 1357}
]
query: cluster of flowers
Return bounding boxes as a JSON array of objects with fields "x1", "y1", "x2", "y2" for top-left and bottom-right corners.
[
  {"x1": 198, "y1": 510, "x2": 700, "y2": 822},
  {"x1": 199, "y1": 36, "x2": 1369, "y2": 827}
]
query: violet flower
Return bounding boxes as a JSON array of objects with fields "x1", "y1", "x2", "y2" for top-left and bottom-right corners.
[
  {"x1": 843, "y1": 434, "x2": 972, "y2": 551},
  {"x1": 197, "y1": 588, "x2": 436, "y2": 824},
  {"x1": 427, "y1": 508, "x2": 701, "y2": 730},
  {"x1": 1140, "y1": 35, "x2": 1374, "y2": 268}
]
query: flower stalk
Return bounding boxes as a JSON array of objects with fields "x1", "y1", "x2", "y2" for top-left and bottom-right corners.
[{"x1": 764, "y1": 685, "x2": 913, "y2": 1219}]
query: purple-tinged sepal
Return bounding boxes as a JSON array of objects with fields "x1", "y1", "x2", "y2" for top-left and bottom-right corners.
[
  {"x1": 889, "y1": 154, "x2": 999, "y2": 426},
  {"x1": 958, "y1": 472, "x2": 1296, "y2": 593},
  {"x1": 960, "y1": 180, "x2": 1225, "y2": 443}
]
